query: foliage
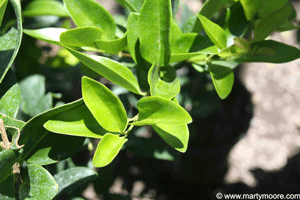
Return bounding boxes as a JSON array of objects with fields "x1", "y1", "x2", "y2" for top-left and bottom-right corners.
[{"x1": 0, "y1": 0, "x2": 300, "y2": 199}]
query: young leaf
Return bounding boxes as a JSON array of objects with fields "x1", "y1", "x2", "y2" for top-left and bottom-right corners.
[
  {"x1": 44, "y1": 100, "x2": 106, "y2": 139},
  {"x1": 208, "y1": 64, "x2": 234, "y2": 99},
  {"x1": 95, "y1": 33, "x2": 127, "y2": 54},
  {"x1": 65, "y1": 47, "x2": 142, "y2": 95},
  {"x1": 148, "y1": 64, "x2": 180, "y2": 100},
  {"x1": 152, "y1": 124, "x2": 189, "y2": 153},
  {"x1": 22, "y1": 0, "x2": 69, "y2": 17},
  {"x1": 0, "y1": 0, "x2": 8, "y2": 26},
  {"x1": 23, "y1": 28, "x2": 67, "y2": 46},
  {"x1": 19, "y1": 164, "x2": 58, "y2": 200},
  {"x1": 254, "y1": 6, "x2": 292, "y2": 41},
  {"x1": 82, "y1": 76, "x2": 127, "y2": 133},
  {"x1": 93, "y1": 133, "x2": 127, "y2": 167},
  {"x1": 54, "y1": 167, "x2": 98, "y2": 197},
  {"x1": 127, "y1": 12, "x2": 139, "y2": 63},
  {"x1": 139, "y1": 0, "x2": 171, "y2": 66},
  {"x1": 0, "y1": 83, "x2": 21, "y2": 118},
  {"x1": 0, "y1": 175, "x2": 14, "y2": 199},
  {"x1": 198, "y1": 14, "x2": 227, "y2": 49},
  {"x1": 240, "y1": 0, "x2": 260, "y2": 21},
  {"x1": 0, "y1": 149, "x2": 20, "y2": 183},
  {"x1": 63, "y1": 0, "x2": 116, "y2": 40},
  {"x1": 132, "y1": 96, "x2": 192, "y2": 126},
  {"x1": 233, "y1": 40, "x2": 300, "y2": 63},
  {"x1": 60, "y1": 27, "x2": 102, "y2": 49}
]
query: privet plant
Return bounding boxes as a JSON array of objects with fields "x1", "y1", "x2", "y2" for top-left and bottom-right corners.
[{"x1": 0, "y1": 0, "x2": 300, "y2": 199}]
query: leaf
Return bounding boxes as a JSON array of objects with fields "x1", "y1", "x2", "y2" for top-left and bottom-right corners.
[
  {"x1": 116, "y1": 0, "x2": 144, "y2": 12},
  {"x1": 63, "y1": 0, "x2": 116, "y2": 40},
  {"x1": 19, "y1": 164, "x2": 58, "y2": 200},
  {"x1": 0, "y1": 83, "x2": 21, "y2": 118},
  {"x1": 198, "y1": 14, "x2": 227, "y2": 49},
  {"x1": 148, "y1": 64, "x2": 180, "y2": 99},
  {"x1": 233, "y1": 40, "x2": 300, "y2": 63},
  {"x1": 0, "y1": 0, "x2": 22, "y2": 84},
  {"x1": 23, "y1": 28, "x2": 67, "y2": 46},
  {"x1": 0, "y1": 175, "x2": 15, "y2": 200},
  {"x1": 170, "y1": 48, "x2": 218, "y2": 63},
  {"x1": 254, "y1": 6, "x2": 291, "y2": 41},
  {"x1": 276, "y1": 20, "x2": 300, "y2": 32},
  {"x1": 257, "y1": 0, "x2": 288, "y2": 18},
  {"x1": 208, "y1": 64, "x2": 234, "y2": 99},
  {"x1": 22, "y1": 0, "x2": 69, "y2": 17},
  {"x1": 54, "y1": 167, "x2": 98, "y2": 196},
  {"x1": 139, "y1": 0, "x2": 171, "y2": 66},
  {"x1": 127, "y1": 12, "x2": 139, "y2": 63},
  {"x1": 240, "y1": 0, "x2": 260, "y2": 21},
  {"x1": 152, "y1": 124, "x2": 189, "y2": 153},
  {"x1": 65, "y1": 47, "x2": 142, "y2": 94},
  {"x1": 0, "y1": 27, "x2": 18, "y2": 51},
  {"x1": 44, "y1": 100, "x2": 106, "y2": 139},
  {"x1": 95, "y1": 33, "x2": 127, "y2": 54},
  {"x1": 60, "y1": 27, "x2": 102, "y2": 49},
  {"x1": 0, "y1": 149, "x2": 20, "y2": 183},
  {"x1": 132, "y1": 96, "x2": 192, "y2": 126},
  {"x1": 0, "y1": 0, "x2": 8, "y2": 26},
  {"x1": 93, "y1": 133, "x2": 127, "y2": 167},
  {"x1": 82, "y1": 76, "x2": 127, "y2": 133},
  {"x1": 233, "y1": 37, "x2": 250, "y2": 52}
]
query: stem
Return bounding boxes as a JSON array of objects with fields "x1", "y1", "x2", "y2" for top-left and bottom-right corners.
[{"x1": 125, "y1": 115, "x2": 139, "y2": 136}]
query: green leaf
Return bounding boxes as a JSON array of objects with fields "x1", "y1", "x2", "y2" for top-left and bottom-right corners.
[
  {"x1": 0, "y1": 0, "x2": 22, "y2": 84},
  {"x1": 132, "y1": 96, "x2": 192, "y2": 126},
  {"x1": 0, "y1": 0, "x2": 8, "y2": 26},
  {"x1": 0, "y1": 27, "x2": 18, "y2": 51},
  {"x1": 139, "y1": 0, "x2": 171, "y2": 66},
  {"x1": 0, "y1": 175, "x2": 15, "y2": 200},
  {"x1": 82, "y1": 76, "x2": 127, "y2": 133},
  {"x1": 60, "y1": 27, "x2": 102, "y2": 49},
  {"x1": 233, "y1": 40, "x2": 300, "y2": 63},
  {"x1": 170, "y1": 48, "x2": 218, "y2": 63},
  {"x1": 152, "y1": 124, "x2": 189, "y2": 153},
  {"x1": 19, "y1": 164, "x2": 58, "y2": 200},
  {"x1": 127, "y1": 12, "x2": 139, "y2": 63},
  {"x1": 22, "y1": 0, "x2": 69, "y2": 17},
  {"x1": 198, "y1": 14, "x2": 227, "y2": 49},
  {"x1": 95, "y1": 33, "x2": 127, "y2": 54},
  {"x1": 0, "y1": 149, "x2": 20, "y2": 183},
  {"x1": 65, "y1": 47, "x2": 142, "y2": 94},
  {"x1": 44, "y1": 100, "x2": 106, "y2": 139},
  {"x1": 240, "y1": 0, "x2": 260, "y2": 21},
  {"x1": 276, "y1": 20, "x2": 300, "y2": 32},
  {"x1": 208, "y1": 64, "x2": 234, "y2": 99},
  {"x1": 233, "y1": 37, "x2": 250, "y2": 52},
  {"x1": 54, "y1": 167, "x2": 98, "y2": 196},
  {"x1": 93, "y1": 133, "x2": 127, "y2": 167},
  {"x1": 116, "y1": 0, "x2": 144, "y2": 12},
  {"x1": 0, "y1": 83, "x2": 21, "y2": 118},
  {"x1": 257, "y1": 0, "x2": 288, "y2": 18},
  {"x1": 63, "y1": 0, "x2": 116, "y2": 40},
  {"x1": 148, "y1": 64, "x2": 180, "y2": 99},
  {"x1": 254, "y1": 6, "x2": 291, "y2": 41},
  {"x1": 23, "y1": 28, "x2": 67, "y2": 46}
]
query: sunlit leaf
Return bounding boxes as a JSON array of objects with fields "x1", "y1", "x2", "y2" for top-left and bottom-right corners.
[{"x1": 22, "y1": 0, "x2": 69, "y2": 17}]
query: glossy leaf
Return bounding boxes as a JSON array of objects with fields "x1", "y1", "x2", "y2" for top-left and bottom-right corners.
[
  {"x1": 198, "y1": 14, "x2": 227, "y2": 49},
  {"x1": 95, "y1": 33, "x2": 127, "y2": 54},
  {"x1": 0, "y1": 0, "x2": 22, "y2": 84},
  {"x1": 19, "y1": 164, "x2": 58, "y2": 200},
  {"x1": 0, "y1": 175, "x2": 15, "y2": 200},
  {"x1": 257, "y1": 0, "x2": 288, "y2": 18},
  {"x1": 0, "y1": 0, "x2": 8, "y2": 26},
  {"x1": 0, "y1": 149, "x2": 20, "y2": 183},
  {"x1": 148, "y1": 64, "x2": 180, "y2": 99},
  {"x1": 132, "y1": 96, "x2": 192, "y2": 126},
  {"x1": 44, "y1": 99, "x2": 106, "y2": 139},
  {"x1": 82, "y1": 76, "x2": 127, "y2": 133},
  {"x1": 254, "y1": 6, "x2": 291, "y2": 41},
  {"x1": 60, "y1": 27, "x2": 102, "y2": 49},
  {"x1": 240, "y1": 0, "x2": 260, "y2": 21},
  {"x1": 152, "y1": 124, "x2": 189, "y2": 153},
  {"x1": 93, "y1": 133, "x2": 127, "y2": 167},
  {"x1": 139, "y1": 0, "x2": 171, "y2": 66},
  {"x1": 63, "y1": 0, "x2": 116, "y2": 40},
  {"x1": 127, "y1": 12, "x2": 139, "y2": 63},
  {"x1": 233, "y1": 40, "x2": 300, "y2": 63},
  {"x1": 54, "y1": 167, "x2": 98, "y2": 196},
  {"x1": 0, "y1": 83, "x2": 21, "y2": 118},
  {"x1": 208, "y1": 64, "x2": 234, "y2": 99},
  {"x1": 117, "y1": 0, "x2": 144, "y2": 12},
  {"x1": 22, "y1": 0, "x2": 69, "y2": 17},
  {"x1": 23, "y1": 28, "x2": 67, "y2": 46},
  {"x1": 0, "y1": 27, "x2": 18, "y2": 51},
  {"x1": 65, "y1": 47, "x2": 142, "y2": 94}
]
